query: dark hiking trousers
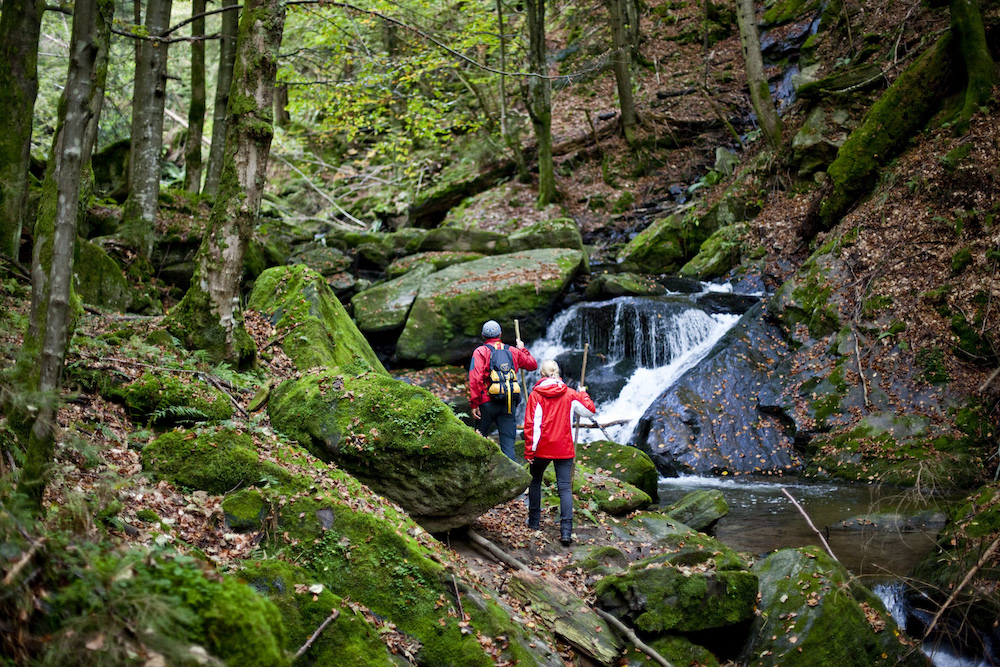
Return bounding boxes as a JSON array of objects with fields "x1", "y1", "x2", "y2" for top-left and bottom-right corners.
[
  {"x1": 527, "y1": 458, "x2": 574, "y2": 540},
  {"x1": 476, "y1": 399, "x2": 517, "y2": 461}
]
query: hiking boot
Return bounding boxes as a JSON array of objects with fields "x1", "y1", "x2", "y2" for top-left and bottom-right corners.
[
  {"x1": 560, "y1": 536, "x2": 572, "y2": 547},
  {"x1": 527, "y1": 521, "x2": 540, "y2": 530}
]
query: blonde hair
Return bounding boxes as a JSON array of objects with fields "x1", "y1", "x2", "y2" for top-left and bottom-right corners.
[{"x1": 539, "y1": 360, "x2": 560, "y2": 378}]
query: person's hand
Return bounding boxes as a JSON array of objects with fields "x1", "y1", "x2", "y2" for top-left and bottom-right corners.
[
  {"x1": 580, "y1": 386, "x2": 587, "y2": 393},
  {"x1": 524, "y1": 454, "x2": 533, "y2": 463},
  {"x1": 472, "y1": 406, "x2": 481, "y2": 420},
  {"x1": 516, "y1": 338, "x2": 525, "y2": 349}
]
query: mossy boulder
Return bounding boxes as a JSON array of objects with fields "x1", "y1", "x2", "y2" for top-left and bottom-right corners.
[
  {"x1": 595, "y1": 554, "x2": 758, "y2": 634},
  {"x1": 385, "y1": 250, "x2": 484, "y2": 279},
  {"x1": 407, "y1": 227, "x2": 510, "y2": 255},
  {"x1": 243, "y1": 559, "x2": 396, "y2": 667},
  {"x1": 508, "y1": 218, "x2": 590, "y2": 272},
  {"x1": 617, "y1": 189, "x2": 759, "y2": 274},
  {"x1": 143, "y1": 427, "x2": 289, "y2": 495},
  {"x1": 583, "y1": 272, "x2": 667, "y2": 299},
  {"x1": 609, "y1": 512, "x2": 748, "y2": 571},
  {"x1": 576, "y1": 440, "x2": 659, "y2": 499},
  {"x1": 768, "y1": 250, "x2": 846, "y2": 339},
  {"x1": 567, "y1": 545, "x2": 630, "y2": 578},
  {"x1": 247, "y1": 265, "x2": 386, "y2": 374},
  {"x1": 111, "y1": 372, "x2": 234, "y2": 425},
  {"x1": 351, "y1": 263, "x2": 435, "y2": 333},
  {"x1": 679, "y1": 223, "x2": 748, "y2": 280},
  {"x1": 222, "y1": 487, "x2": 270, "y2": 531},
  {"x1": 395, "y1": 249, "x2": 585, "y2": 365},
  {"x1": 268, "y1": 367, "x2": 530, "y2": 531},
  {"x1": 796, "y1": 63, "x2": 884, "y2": 101},
  {"x1": 626, "y1": 635, "x2": 719, "y2": 667},
  {"x1": 256, "y1": 459, "x2": 555, "y2": 667},
  {"x1": 73, "y1": 239, "x2": 132, "y2": 312},
  {"x1": 744, "y1": 547, "x2": 929, "y2": 667},
  {"x1": 286, "y1": 242, "x2": 352, "y2": 276},
  {"x1": 566, "y1": 463, "x2": 652, "y2": 515},
  {"x1": 664, "y1": 490, "x2": 729, "y2": 532}
]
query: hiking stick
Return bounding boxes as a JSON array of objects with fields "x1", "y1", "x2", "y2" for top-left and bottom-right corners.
[
  {"x1": 574, "y1": 343, "x2": 589, "y2": 443},
  {"x1": 514, "y1": 319, "x2": 528, "y2": 397}
]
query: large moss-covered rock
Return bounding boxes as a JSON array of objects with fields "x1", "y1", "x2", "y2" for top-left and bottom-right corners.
[
  {"x1": 351, "y1": 263, "x2": 435, "y2": 333},
  {"x1": 247, "y1": 265, "x2": 386, "y2": 374},
  {"x1": 679, "y1": 223, "x2": 748, "y2": 280},
  {"x1": 508, "y1": 219, "x2": 590, "y2": 272},
  {"x1": 268, "y1": 367, "x2": 530, "y2": 531},
  {"x1": 111, "y1": 372, "x2": 234, "y2": 425},
  {"x1": 744, "y1": 547, "x2": 929, "y2": 667},
  {"x1": 583, "y1": 272, "x2": 667, "y2": 300},
  {"x1": 243, "y1": 559, "x2": 396, "y2": 667},
  {"x1": 610, "y1": 511, "x2": 748, "y2": 572},
  {"x1": 73, "y1": 239, "x2": 132, "y2": 312},
  {"x1": 385, "y1": 250, "x2": 484, "y2": 278},
  {"x1": 625, "y1": 635, "x2": 720, "y2": 667},
  {"x1": 407, "y1": 227, "x2": 510, "y2": 255},
  {"x1": 395, "y1": 249, "x2": 585, "y2": 365},
  {"x1": 142, "y1": 427, "x2": 289, "y2": 495},
  {"x1": 617, "y1": 189, "x2": 759, "y2": 274},
  {"x1": 286, "y1": 242, "x2": 352, "y2": 276},
  {"x1": 595, "y1": 553, "x2": 758, "y2": 634},
  {"x1": 576, "y1": 440, "x2": 659, "y2": 499},
  {"x1": 664, "y1": 490, "x2": 729, "y2": 532}
]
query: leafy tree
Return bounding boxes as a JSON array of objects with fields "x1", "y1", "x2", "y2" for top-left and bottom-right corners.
[{"x1": 184, "y1": 0, "x2": 208, "y2": 192}]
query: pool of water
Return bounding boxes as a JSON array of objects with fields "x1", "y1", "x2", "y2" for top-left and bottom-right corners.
[{"x1": 657, "y1": 475, "x2": 952, "y2": 578}]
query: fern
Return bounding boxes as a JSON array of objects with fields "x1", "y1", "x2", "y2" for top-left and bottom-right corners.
[{"x1": 150, "y1": 405, "x2": 211, "y2": 425}]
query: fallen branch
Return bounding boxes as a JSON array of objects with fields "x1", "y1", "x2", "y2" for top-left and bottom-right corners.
[
  {"x1": 293, "y1": 609, "x2": 340, "y2": 660},
  {"x1": 575, "y1": 419, "x2": 632, "y2": 429},
  {"x1": 781, "y1": 488, "x2": 839, "y2": 562},
  {"x1": 922, "y1": 538, "x2": 1000, "y2": 640},
  {"x1": 2, "y1": 538, "x2": 45, "y2": 586},
  {"x1": 852, "y1": 326, "x2": 871, "y2": 409},
  {"x1": 0, "y1": 251, "x2": 32, "y2": 283},
  {"x1": 594, "y1": 608, "x2": 674, "y2": 667},
  {"x1": 466, "y1": 529, "x2": 529, "y2": 571},
  {"x1": 979, "y1": 366, "x2": 1000, "y2": 394},
  {"x1": 201, "y1": 374, "x2": 249, "y2": 419}
]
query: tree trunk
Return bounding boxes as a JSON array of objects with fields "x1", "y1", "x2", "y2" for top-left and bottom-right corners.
[
  {"x1": 949, "y1": 0, "x2": 997, "y2": 135},
  {"x1": 274, "y1": 83, "x2": 290, "y2": 128},
  {"x1": 184, "y1": 0, "x2": 207, "y2": 192},
  {"x1": 0, "y1": 0, "x2": 44, "y2": 260},
  {"x1": 735, "y1": 0, "x2": 782, "y2": 151},
  {"x1": 524, "y1": 0, "x2": 557, "y2": 207},
  {"x1": 168, "y1": 0, "x2": 286, "y2": 365},
  {"x1": 607, "y1": 0, "x2": 637, "y2": 145},
  {"x1": 495, "y1": 0, "x2": 529, "y2": 181},
  {"x1": 20, "y1": 0, "x2": 112, "y2": 509},
  {"x1": 120, "y1": 0, "x2": 173, "y2": 257},
  {"x1": 203, "y1": 3, "x2": 239, "y2": 196}
]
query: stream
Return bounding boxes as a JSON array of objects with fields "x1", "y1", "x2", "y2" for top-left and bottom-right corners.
[{"x1": 526, "y1": 287, "x2": 992, "y2": 667}]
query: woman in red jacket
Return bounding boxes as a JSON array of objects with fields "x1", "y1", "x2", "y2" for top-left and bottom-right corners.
[{"x1": 524, "y1": 360, "x2": 596, "y2": 546}]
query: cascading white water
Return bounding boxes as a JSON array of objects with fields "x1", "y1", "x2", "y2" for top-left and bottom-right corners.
[{"x1": 528, "y1": 293, "x2": 741, "y2": 443}]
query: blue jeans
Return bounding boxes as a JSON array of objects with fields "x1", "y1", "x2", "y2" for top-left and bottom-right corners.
[
  {"x1": 527, "y1": 458, "x2": 574, "y2": 539},
  {"x1": 476, "y1": 400, "x2": 518, "y2": 461}
]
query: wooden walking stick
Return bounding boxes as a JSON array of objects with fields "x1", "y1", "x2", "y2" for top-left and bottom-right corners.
[
  {"x1": 514, "y1": 319, "x2": 528, "y2": 397},
  {"x1": 573, "y1": 343, "x2": 589, "y2": 443}
]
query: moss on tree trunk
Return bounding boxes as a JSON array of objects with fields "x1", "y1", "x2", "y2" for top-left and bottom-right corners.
[
  {"x1": 948, "y1": 0, "x2": 997, "y2": 135},
  {"x1": 167, "y1": 0, "x2": 287, "y2": 366}
]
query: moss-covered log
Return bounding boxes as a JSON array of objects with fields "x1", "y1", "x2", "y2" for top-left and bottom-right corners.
[
  {"x1": 813, "y1": 33, "x2": 954, "y2": 233},
  {"x1": 167, "y1": 0, "x2": 287, "y2": 366}
]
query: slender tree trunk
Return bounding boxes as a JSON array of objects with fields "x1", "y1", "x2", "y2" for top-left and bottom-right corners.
[
  {"x1": 607, "y1": 0, "x2": 637, "y2": 145},
  {"x1": 20, "y1": 0, "x2": 112, "y2": 509},
  {"x1": 524, "y1": 0, "x2": 557, "y2": 207},
  {"x1": 203, "y1": 3, "x2": 239, "y2": 196},
  {"x1": 184, "y1": 0, "x2": 207, "y2": 192},
  {"x1": 950, "y1": 0, "x2": 997, "y2": 134},
  {"x1": 0, "y1": 0, "x2": 44, "y2": 260},
  {"x1": 274, "y1": 83, "x2": 290, "y2": 128},
  {"x1": 120, "y1": 0, "x2": 173, "y2": 256},
  {"x1": 735, "y1": 0, "x2": 782, "y2": 150},
  {"x1": 495, "y1": 0, "x2": 529, "y2": 181},
  {"x1": 169, "y1": 0, "x2": 286, "y2": 365}
]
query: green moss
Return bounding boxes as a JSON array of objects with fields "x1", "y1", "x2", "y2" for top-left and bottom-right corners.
[
  {"x1": 166, "y1": 282, "x2": 257, "y2": 368},
  {"x1": 201, "y1": 577, "x2": 289, "y2": 667},
  {"x1": 950, "y1": 310, "x2": 997, "y2": 365},
  {"x1": 112, "y1": 372, "x2": 233, "y2": 425},
  {"x1": 916, "y1": 347, "x2": 951, "y2": 384},
  {"x1": 222, "y1": 488, "x2": 269, "y2": 531},
  {"x1": 143, "y1": 427, "x2": 289, "y2": 495},
  {"x1": 576, "y1": 440, "x2": 659, "y2": 498},
  {"x1": 627, "y1": 635, "x2": 719, "y2": 667},
  {"x1": 243, "y1": 559, "x2": 395, "y2": 667},
  {"x1": 248, "y1": 264, "x2": 386, "y2": 374},
  {"x1": 951, "y1": 247, "x2": 974, "y2": 274},
  {"x1": 762, "y1": 0, "x2": 817, "y2": 25}
]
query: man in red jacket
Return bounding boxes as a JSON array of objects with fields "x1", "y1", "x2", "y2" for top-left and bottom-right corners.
[
  {"x1": 524, "y1": 359, "x2": 596, "y2": 546},
  {"x1": 469, "y1": 320, "x2": 538, "y2": 461}
]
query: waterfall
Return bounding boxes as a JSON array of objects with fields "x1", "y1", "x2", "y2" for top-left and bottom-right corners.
[{"x1": 528, "y1": 294, "x2": 741, "y2": 443}]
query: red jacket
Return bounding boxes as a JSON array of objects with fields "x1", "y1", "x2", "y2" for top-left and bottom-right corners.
[
  {"x1": 468, "y1": 338, "x2": 538, "y2": 410},
  {"x1": 524, "y1": 377, "x2": 596, "y2": 460}
]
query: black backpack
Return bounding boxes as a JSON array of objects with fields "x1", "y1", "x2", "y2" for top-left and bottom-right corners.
[{"x1": 485, "y1": 344, "x2": 521, "y2": 413}]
